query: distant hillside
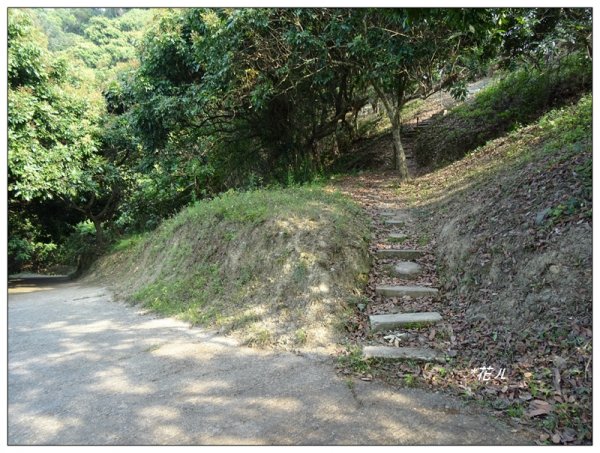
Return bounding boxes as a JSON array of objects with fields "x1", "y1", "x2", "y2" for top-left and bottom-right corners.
[{"x1": 412, "y1": 54, "x2": 591, "y2": 169}]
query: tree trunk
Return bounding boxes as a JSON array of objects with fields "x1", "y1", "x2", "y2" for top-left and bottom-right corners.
[
  {"x1": 390, "y1": 117, "x2": 409, "y2": 180},
  {"x1": 371, "y1": 82, "x2": 410, "y2": 180},
  {"x1": 91, "y1": 216, "x2": 105, "y2": 247}
]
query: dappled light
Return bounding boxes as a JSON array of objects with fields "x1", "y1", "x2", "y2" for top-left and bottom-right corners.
[
  {"x1": 309, "y1": 282, "x2": 330, "y2": 294},
  {"x1": 81, "y1": 186, "x2": 370, "y2": 350},
  {"x1": 8, "y1": 280, "x2": 533, "y2": 445},
  {"x1": 7, "y1": 6, "x2": 591, "y2": 446}
]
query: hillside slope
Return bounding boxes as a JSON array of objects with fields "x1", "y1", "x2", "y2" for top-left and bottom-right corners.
[
  {"x1": 393, "y1": 94, "x2": 592, "y2": 442},
  {"x1": 86, "y1": 186, "x2": 371, "y2": 351}
]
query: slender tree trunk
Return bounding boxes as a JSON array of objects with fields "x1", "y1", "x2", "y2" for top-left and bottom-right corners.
[
  {"x1": 91, "y1": 216, "x2": 105, "y2": 247},
  {"x1": 390, "y1": 118, "x2": 409, "y2": 180},
  {"x1": 372, "y1": 82, "x2": 410, "y2": 180},
  {"x1": 352, "y1": 110, "x2": 359, "y2": 138}
]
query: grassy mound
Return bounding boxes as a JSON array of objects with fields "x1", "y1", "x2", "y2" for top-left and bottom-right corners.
[
  {"x1": 413, "y1": 54, "x2": 591, "y2": 168},
  {"x1": 86, "y1": 185, "x2": 371, "y2": 350},
  {"x1": 396, "y1": 93, "x2": 592, "y2": 440}
]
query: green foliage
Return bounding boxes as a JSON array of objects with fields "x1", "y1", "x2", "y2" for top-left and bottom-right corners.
[
  {"x1": 33, "y1": 8, "x2": 153, "y2": 87},
  {"x1": 8, "y1": 10, "x2": 105, "y2": 203},
  {"x1": 53, "y1": 220, "x2": 98, "y2": 267},
  {"x1": 413, "y1": 52, "x2": 591, "y2": 167},
  {"x1": 9, "y1": 7, "x2": 592, "y2": 273},
  {"x1": 8, "y1": 10, "x2": 99, "y2": 271},
  {"x1": 126, "y1": 8, "x2": 374, "y2": 189},
  {"x1": 538, "y1": 91, "x2": 592, "y2": 150},
  {"x1": 8, "y1": 11, "x2": 49, "y2": 88},
  {"x1": 83, "y1": 16, "x2": 122, "y2": 45},
  {"x1": 497, "y1": 8, "x2": 592, "y2": 69},
  {"x1": 8, "y1": 8, "x2": 150, "y2": 272},
  {"x1": 8, "y1": 218, "x2": 58, "y2": 273}
]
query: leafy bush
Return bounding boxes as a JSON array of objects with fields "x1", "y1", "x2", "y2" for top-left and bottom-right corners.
[
  {"x1": 8, "y1": 237, "x2": 58, "y2": 274},
  {"x1": 53, "y1": 220, "x2": 99, "y2": 269},
  {"x1": 413, "y1": 53, "x2": 591, "y2": 168},
  {"x1": 8, "y1": 217, "x2": 58, "y2": 273}
]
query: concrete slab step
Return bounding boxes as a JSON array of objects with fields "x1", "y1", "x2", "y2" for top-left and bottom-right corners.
[
  {"x1": 376, "y1": 285, "x2": 438, "y2": 298},
  {"x1": 376, "y1": 249, "x2": 423, "y2": 259},
  {"x1": 363, "y1": 346, "x2": 445, "y2": 363},
  {"x1": 384, "y1": 219, "x2": 406, "y2": 225},
  {"x1": 369, "y1": 312, "x2": 442, "y2": 332},
  {"x1": 392, "y1": 261, "x2": 422, "y2": 278},
  {"x1": 380, "y1": 210, "x2": 408, "y2": 218}
]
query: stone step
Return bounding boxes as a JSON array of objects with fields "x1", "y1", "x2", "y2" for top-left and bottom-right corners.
[
  {"x1": 363, "y1": 346, "x2": 445, "y2": 363},
  {"x1": 380, "y1": 210, "x2": 406, "y2": 217},
  {"x1": 369, "y1": 312, "x2": 442, "y2": 332},
  {"x1": 375, "y1": 285, "x2": 438, "y2": 298},
  {"x1": 392, "y1": 261, "x2": 422, "y2": 278},
  {"x1": 384, "y1": 218, "x2": 408, "y2": 225},
  {"x1": 376, "y1": 249, "x2": 423, "y2": 259},
  {"x1": 387, "y1": 233, "x2": 408, "y2": 243}
]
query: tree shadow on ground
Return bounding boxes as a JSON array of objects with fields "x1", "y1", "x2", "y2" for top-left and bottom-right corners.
[{"x1": 8, "y1": 279, "x2": 534, "y2": 445}]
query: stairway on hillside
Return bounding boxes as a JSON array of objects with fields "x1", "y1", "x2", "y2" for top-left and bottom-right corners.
[
  {"x1": 400, "y1": 119, "x2": 435, "y2": 178},
  {"x1": 398, "y1": 77, "x2": 493, "y2": 178},
  {"x1": 362, "y1": 208, "x2": 450, "y2": 364}
]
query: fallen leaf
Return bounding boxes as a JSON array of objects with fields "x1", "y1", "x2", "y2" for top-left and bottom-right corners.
[
  {"x1": 527, "y1": 399, "x2": 554, "y2": 417},
  {"x1": 519, "y1": 391, "x2": 533, "y2": 401},
  {"x1": 553, "y1": 367, "x2": 562, "y2": 394},
  {"x1": 552, "y1": 355, "x2": 567, "y2": 369},
  {"x1": 551, "y1": 433, "x2": 561, "y2": 444},
  {"x1": 561, "y1": 428, "x2": 576, "y2": 443}
]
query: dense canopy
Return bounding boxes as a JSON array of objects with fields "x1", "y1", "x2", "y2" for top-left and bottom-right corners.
[{"x1": 7, "y1": 7, "x2": 592, "y2": 272}]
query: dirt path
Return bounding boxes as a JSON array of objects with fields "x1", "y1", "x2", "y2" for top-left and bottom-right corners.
[{"x1": 8, "y1": 276, "x2": 535, "y2": 445}]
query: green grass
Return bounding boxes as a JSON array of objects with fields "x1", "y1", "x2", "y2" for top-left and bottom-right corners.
[
  {"x1": 403, "y1": 374, "x2": 417, "y2": 387},
  {"x1": 506, "y1": 404, "x2": 524, "y2": 418},
  {"x1": 400, "y1": 98, "x2": 426, "y2": 122},
  {"x1": 417, "y1": 234, "x2": 429, "y2": 246},
  {"x1": 338, "y1": 346, "x2": 371, "y2": 374},
  {"x1": 414, "y1": 53, "x2": 591, "y2": 168},
  {"x1": 106, "y1": 233, "x2": 146, "y2": 253},
  {"x1": 90, "y1": 184, "x2": 371, "y2": 349}
]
